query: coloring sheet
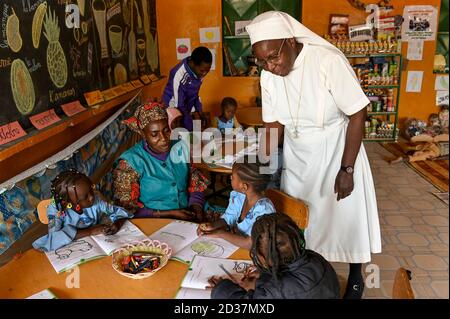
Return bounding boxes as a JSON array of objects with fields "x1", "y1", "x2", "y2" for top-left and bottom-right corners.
[
  {"x1": 148, "y1": 220, "x2": 199, "y2": 255},
  {"x1": 90, "y1": 220, "x2": 147, "y2": 255},
  {"x1": 45, "y1": 236, "x2": 104, "y2": 273},
  {"x1": 180, "y1": 255, "x2": 252, "y2": 290},
  {"x1": 175, "y1": 287, "x2": 212, "y2": 299}
]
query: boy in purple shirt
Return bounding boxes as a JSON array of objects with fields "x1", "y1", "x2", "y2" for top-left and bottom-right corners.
[{"x1": 162, "y1": 46, "x2": 212, "y2": 131}]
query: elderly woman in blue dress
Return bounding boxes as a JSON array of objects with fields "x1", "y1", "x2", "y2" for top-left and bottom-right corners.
[{"x1": 113, "y1": 101, "x2": 209, "y2": 222}]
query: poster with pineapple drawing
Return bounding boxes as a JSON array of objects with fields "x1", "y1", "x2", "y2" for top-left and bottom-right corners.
[
  {"x1": 91, "y1": 0, "x2": 159, "y2": 89},
  {"x1": 0, "y1": 0, "x2": 100, "y2": 129}
]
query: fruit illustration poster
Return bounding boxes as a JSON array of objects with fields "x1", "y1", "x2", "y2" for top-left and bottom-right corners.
[
  {"x1": 176, "y1": 38, "x2": 191, "y2": 60},
  {"x1": 199, "y1": 27, "x2": 220, "y2": 43}
]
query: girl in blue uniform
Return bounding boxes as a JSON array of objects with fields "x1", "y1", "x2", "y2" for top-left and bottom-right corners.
[{"x1": 33, "y1": 170, "x2": 132, "y2": 252}]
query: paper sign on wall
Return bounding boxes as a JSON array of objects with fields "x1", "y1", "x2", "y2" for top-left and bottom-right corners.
[
  {"x1": 407, "y1": 40, "x2": 424, "y2": 60},
  {"x1": 436, "y1": 91, "x2": 449, "y2": 105},
  {"x1": 435, "y1": 75, "x2": 449, "y2": 91},
  {"x1": 235, "y1": 20, "x2": 252, "y2": 36},
  {"x1": 0, "y1": 121, "x2": 27, "y2": 146},
  {"x1": 176, "y1": 38, "x2": 191, "y2": 60},
  {"x1": 84, "y1": 90, "x2": 104, "y2": 107},
  {"x1": 209, "y1": 48, "x2": 216, "y2": 71},
  {"x1": 402, "y1": 5, "x2": 438, "y2": 41},
  {"x1": 406, "y1": 71, "x2": 424, "y2": 93},
  {"x1": 61, "y1": 100, "x2": 86, "y2": 117},
  {"x1": 30, "y1": 109, "x2": 61, "y2": 130},
  {"x1": 199, "y1": 27, "x2": 220, "y2": 43}
]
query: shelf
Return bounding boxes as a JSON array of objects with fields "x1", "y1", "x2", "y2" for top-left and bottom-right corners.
[
  {"x1": 367, "y1": 112, "x2": 397, "y2": 115},
  {"x1": 367, "y1": 85, "x2": 399, "y2": 89},
  {"x1": 224, "y1": 35, "x2": 250, "y2": 39},
  {"x1": 345, "y1": 53, "x2": 402, "y2": 58},
  {"x1": 363, "y1": 138, "x2": 396, "y2": 142}
]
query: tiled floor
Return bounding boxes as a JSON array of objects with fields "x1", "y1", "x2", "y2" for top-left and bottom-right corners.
[
  {"x1": 209, "y1": 142, "x2": 448, "y2": 299},
  {"x1": 330, "y1": 142, "x2": 449, "y2": 299}
]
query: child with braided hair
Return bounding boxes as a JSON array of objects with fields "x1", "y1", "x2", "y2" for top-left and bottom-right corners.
[
  {"x1": 33, "y1": 170, "x2": 132, "y2": 252},
  {"x1": 197, "y1": 156, "x2": 275, "y2": 250},
  {"x1": 209, "y1": 213, "x2": 341, "y2": 299}
]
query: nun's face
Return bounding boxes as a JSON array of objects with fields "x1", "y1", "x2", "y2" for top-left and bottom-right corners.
[{"x1": 252, "y1": 38, "x2": 299, "y2": 77}]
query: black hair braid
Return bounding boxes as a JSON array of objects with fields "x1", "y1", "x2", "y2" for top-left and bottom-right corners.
[
  {"x1": 233, "y1": 156, "x2": 271, "y2": 193},
  {"x1": 250, "y1": 214, "x2": 306, "y2": 291},
  {"x1": 51, "y1": 170, "x2": 91, "y2": 211}
]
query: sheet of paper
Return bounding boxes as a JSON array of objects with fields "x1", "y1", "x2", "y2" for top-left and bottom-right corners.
[
  {"x1": 406, "y1": 71, "x2": 424, "y2": 92},
  {"x1": 91, "y1": 220, "x2": 147, "y2": 255},
  {"x1": 407, "y1": 40, "x2": 424, "y2": 60},
  {"x1": 174, "y1": 236, "x2": 239, "y2": 264},
  {"x1": 175, "y1": 287, "x2": 212, "y2": 299},
  {"x1": 209, "y1": 48, "x2": 216, "y2": 70},
  {"x1": 181, "y1": 255, "x2": 252, "y2": 290},
  {"x1": 435, "y1": 75, "x2": 449, "y2": 91},
  {"x1": 148, "y1": 220, "x2": 199, "y2": 256},
  {"x1": 26, "y1": 288, "x2": 57, "y2": 299},
  {"x1": 199, "y1": 27, "x2": 220, "y2": 43},
  {"x1": 0, "y1": 121, "x2": 27, "y2": 146},
  {"x1": 176, "y1": 38, "x2": 191, "y2": 60},
  {"x1": 45, "y1": 236, "x2": 104, "y2": 273},
  {"x1": 436, "y1": 90, "x2": 449, "y2": 105}
]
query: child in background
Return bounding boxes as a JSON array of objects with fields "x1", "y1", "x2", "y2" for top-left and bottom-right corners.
[
  {"x1": 208, "y1": 214, "x2": 341, "y2": 299},
  {"x1": 213, "y1": 97, "x2": 242, "y2": 135},
  {"x1": 162, "y1": 46, "x2": 212, "y2": 131},
  {"x1": 33, "y1": 170, "x2": 132, "y2": 252},
  {"x1": 197, "y1": 157, "x2": 275, "y2": 250}
]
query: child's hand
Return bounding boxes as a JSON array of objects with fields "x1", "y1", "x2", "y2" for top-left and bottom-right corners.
[
  {"x1": 89, "y1": 225, "x2": 105, "y2": 236},
  {"x1": 207, "y1": 275, "x2": 225, "y2": 288},
  {"x1": 197, "y1": 222, "x2": 216, "y2": 236},
  {"x1": 103, "y1": 219, "x2": 123, "y2": 235},
  {"x1": 243, "y1": 265, "x2": 259, "y2": 280},
  {"x1": 239, "y1": 275, "x2": 257, "y2": 291}
]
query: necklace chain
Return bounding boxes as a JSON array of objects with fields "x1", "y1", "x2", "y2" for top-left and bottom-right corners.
[{"x1": 283, "y1": 61, "x2": 305, "y2": 138}]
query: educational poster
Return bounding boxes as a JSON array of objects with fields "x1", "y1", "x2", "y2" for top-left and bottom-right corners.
[
  {"x1": 92, "y1": 0, "x2": 159, "y2": 89},
  {"x1": 199, "y1": 27, "x2": 220, "y2": 43},
  {"x1": 402, "y1": 5, "x2": 438, "y2": 41},
  {"x1": 406, "y1": 71, "x2": 424, "y2": 93},
  {"x1": 234, "y1": 20, "x2": 252, "y2": 36},
  {"x1": 436, "y1": 91, "x2": 449, "y2": 106},
  {"x1": 0, "y1": 0, "x2": 100, "y2": 129},
  {"x1": 176, "y1": 38, "x2": 191, "y2": 60},
  {"x1": 407, "y1": 40, "x2": 424, "y2": 60}
]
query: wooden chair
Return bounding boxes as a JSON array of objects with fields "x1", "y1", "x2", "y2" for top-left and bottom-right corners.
[
  {"x1": 392, "y1": 267, "x2": 415, "y2": 299},
  {"x1": 265, "y1": 188, "x2": 309, "y2": 229},
  {"x1": 37, "y1": 199, "x2": 52, "y2": 224},
  {"x1": 235, "y1": 107, "x2": 263, "y2": 128}
]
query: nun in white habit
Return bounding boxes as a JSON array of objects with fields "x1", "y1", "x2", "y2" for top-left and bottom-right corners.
[{"x1": 246, "y1": 11, "x2": 381, "y2": 299}]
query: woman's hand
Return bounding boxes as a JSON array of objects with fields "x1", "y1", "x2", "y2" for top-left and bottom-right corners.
[
  {"x1": 168, "y1": 209, "x2": 196, "y2": 221},
  {"x1": 334, "y1": 170, "x2": 354, "y2": 201},
  {"x1": 190, "y1": 205, "x2": 205, "y2": 223}
]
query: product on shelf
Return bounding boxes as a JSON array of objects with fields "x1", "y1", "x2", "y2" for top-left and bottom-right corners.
[
  {"x1": 351, "y1": 56, "x2": 399, "y2": 86},
  {"x1": 323, "y1": 35, "x2": 400, "y2": 55},
  {"x1": 364, "y1": 117, "x2": 398, "y2": 140}
]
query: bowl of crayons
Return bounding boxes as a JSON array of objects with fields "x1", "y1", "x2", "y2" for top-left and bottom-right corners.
[{"x1": 112, "y1": 239, "x2": 172, "y2": 279}]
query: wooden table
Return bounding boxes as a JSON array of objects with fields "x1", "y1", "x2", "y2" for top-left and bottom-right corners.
[{"x1": 0, "y1": 219, "x2": 250, "y2": 299}]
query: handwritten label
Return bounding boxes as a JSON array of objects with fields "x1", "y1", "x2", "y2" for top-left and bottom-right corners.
[
  {"x1": 131, "y1": 79, "x2": 144, "y2": 88},
  {"x1": 61, "y1": 100, "x2": 86, "y2": 117},
  {"x1": 49, "y1": 88, "x2": 76, "y2": 104},
  {"x1": 121, "y1": 82, "x2": 136, "y2": 92},
  {"x1": 436, "y1": 91, "x2": 449, "y2": 105},
  {"x1": 140, "y1": 75, "x2": 151, "y2": 84},
  {"x1": 84, "y1": 90, "x2": 104, "y2": 106},
  {"x1": 0, "y1": 121, "x2": 27, "y2": 146},
  {"x1": 112, "y1": 85, "x2": 127, "y2": 96},
  {"x1": 29, "y1": 109, "x2": 61, "y2": 130}
]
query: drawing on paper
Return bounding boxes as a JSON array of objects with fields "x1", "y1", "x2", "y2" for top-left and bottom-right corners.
[
  {"x1": 6, "y1": 7, "x2": 22, "y2": 53},
  {"x1": 32, "y1": 2, "x2": 47, "y2": 49},
  {"x1": 55, "y1": 240, "x2": 93, "y2": 260},
  {"x1": 43, "y1": 8, "x2": 68, "y2": 88},
  {"x1": 191, "y1": 240, "x2": 225, "y2": 258},
  {"x1": 11, "y1": 59, "x2": 36, "y2": 115},
  {"x1": 160, "y1": 232, "x2": 186, "y2": 241},
  {"x1": 233, "y1": 261, "x2": 252, "y2": 273}
]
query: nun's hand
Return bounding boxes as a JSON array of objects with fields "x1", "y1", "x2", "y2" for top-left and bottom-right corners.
[{"x1": 334, "y1": 170, "x2": 354, "y2": 201}]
